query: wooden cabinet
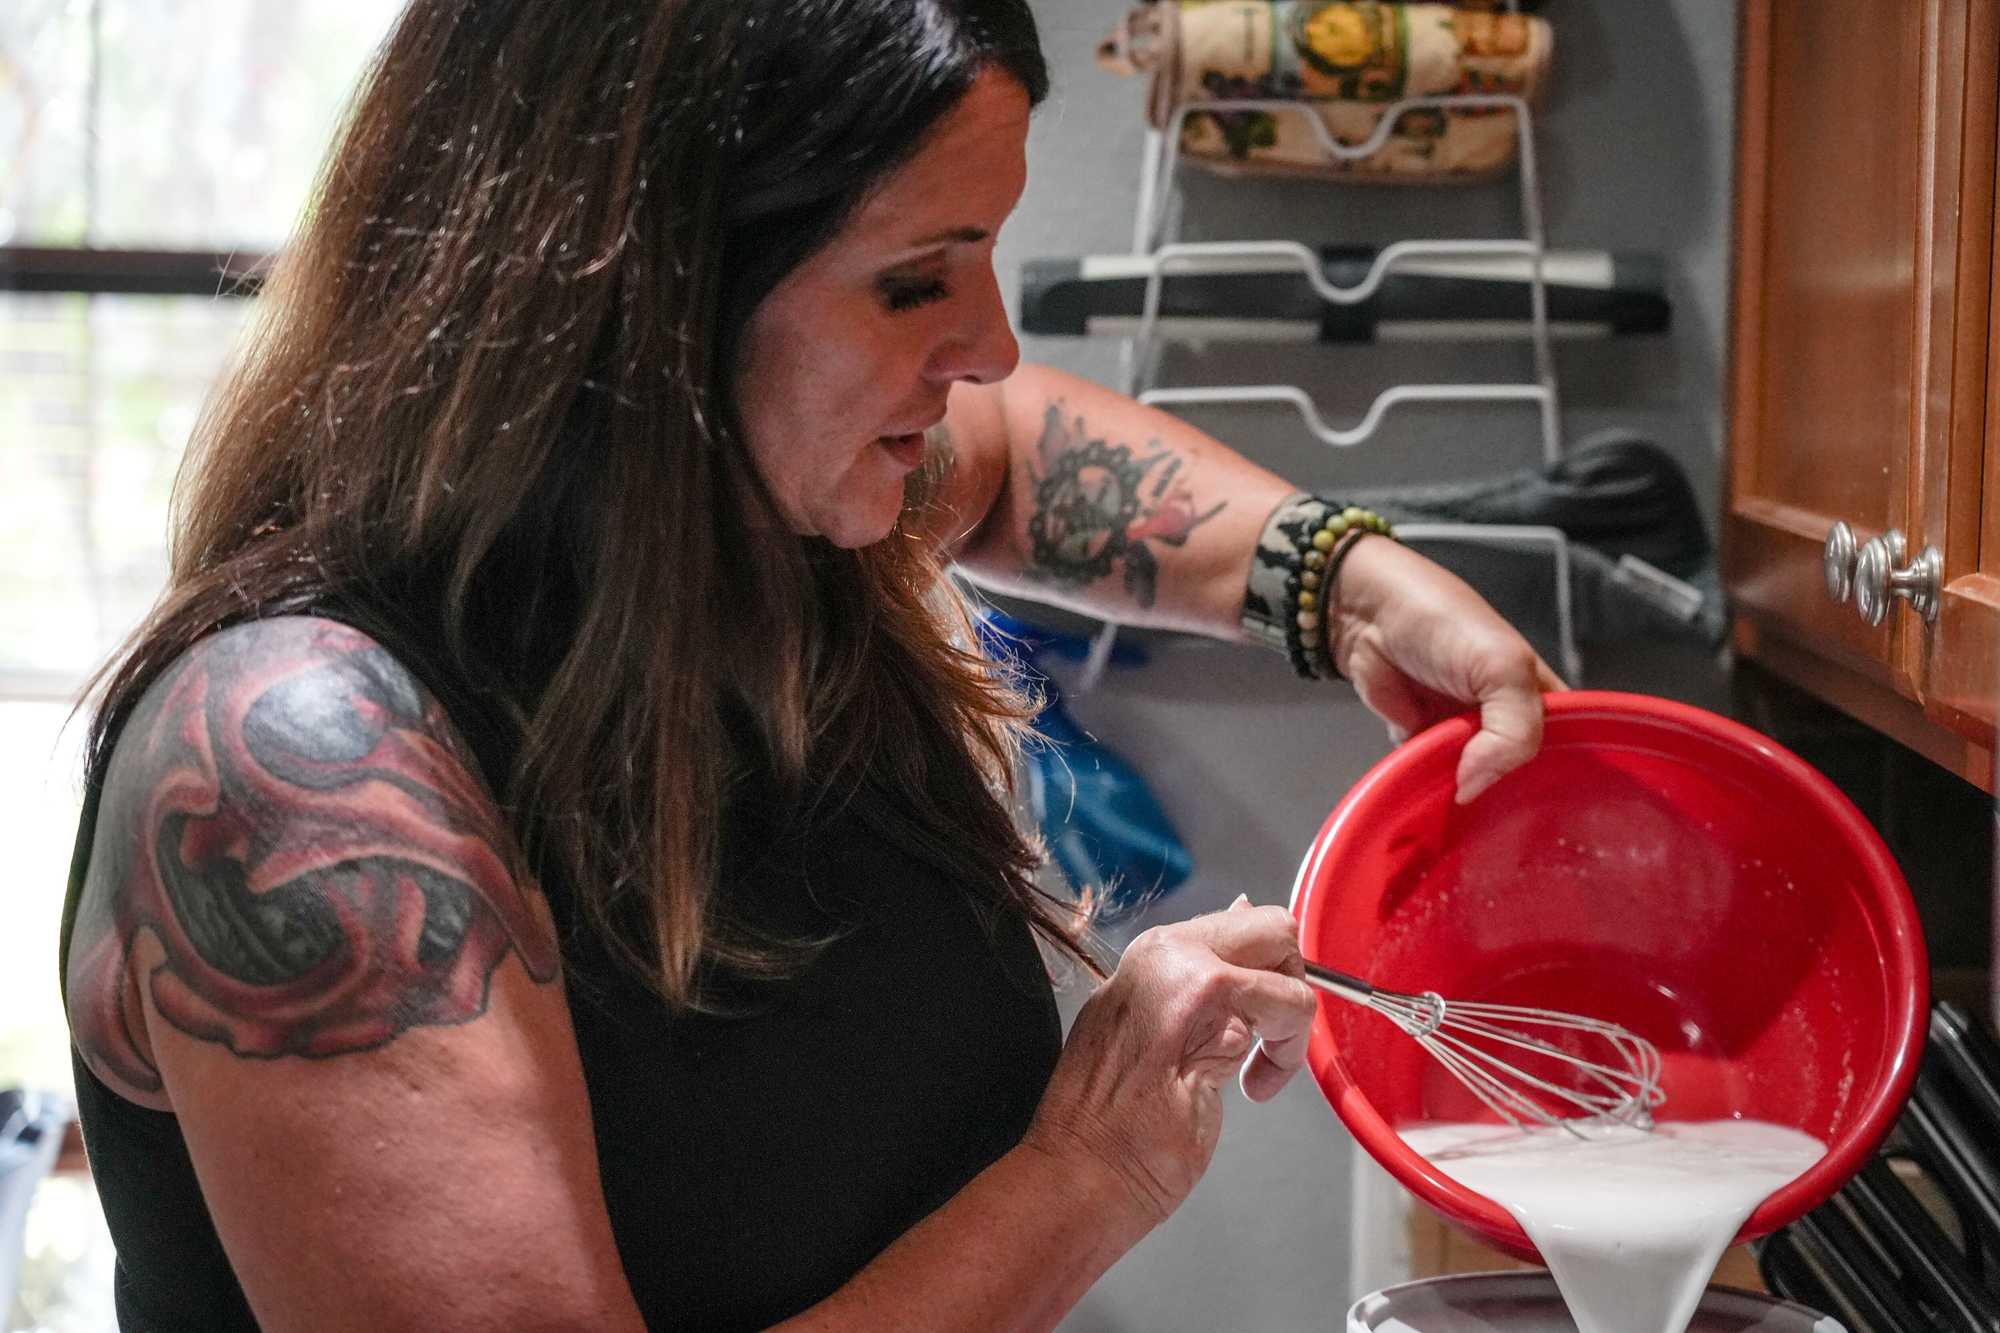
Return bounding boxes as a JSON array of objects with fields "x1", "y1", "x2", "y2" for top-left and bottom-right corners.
[{"x1": 1726, "y1": 0, "x2": 2000, "y2": 793}]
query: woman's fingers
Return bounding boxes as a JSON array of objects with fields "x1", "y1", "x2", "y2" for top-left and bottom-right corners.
[
  {"x1": 1234, "y1": 954, "x2": 1322, "y2": 1104},
  {"x1": 1229, "y1": 965, "x2": 1314, "y2": 1067},
  {"x1": 1182, "y1": 904, "x2": 1316, "y2": 1094},
  {"x1": 1348, "y1": 643, "x2": 1432, "y2": 742},
  {"x1": 1181, "y1": 901, "x2": 1305, "y2": 975},
  {"x1": 1239, "y1": 1040, "x2": 1298, "y2": 1104},
  {"x1": 1129, "y1": 904, "x2": 1316, "y2": 1098},
  {"x1": 1184, "y1": 964, "x2": 1316, "y2": 1092},
  {"x1": 1452, "y1": 639, "x2": 1551, "y2": 804},
  {"x1": 1031, "y1": 898, "x2": 1318, "y2": 1222},
  {"x1": 1334, "y1": 539, "x2": 1562, "y2": 798}
]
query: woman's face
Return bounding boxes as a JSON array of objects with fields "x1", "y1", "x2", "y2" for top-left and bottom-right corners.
[{"x1": 732, "y1": 69, "x2": 1030, "y2": 548}]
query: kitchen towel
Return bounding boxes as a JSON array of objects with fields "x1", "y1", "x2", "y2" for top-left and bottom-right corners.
[{"x1": 1098, "y1": 1, "x2": 1554, "y2": 184}]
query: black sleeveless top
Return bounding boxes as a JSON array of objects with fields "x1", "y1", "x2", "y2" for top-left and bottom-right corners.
[{"x1": 60, "y1": 624, "x2": 1063, "y2": 1331}]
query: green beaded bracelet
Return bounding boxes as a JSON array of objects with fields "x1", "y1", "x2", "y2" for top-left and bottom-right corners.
[
  {"x1": 1306, "y1": 529, "x2": 1379, "y2": 679},
  {"x1": 1281, "y1": 503, "x2": 1395, "y2": 681}
]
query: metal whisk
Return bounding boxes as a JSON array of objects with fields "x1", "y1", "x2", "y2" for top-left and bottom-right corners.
[{"x1": 1304, "y1": 960, "x2": 1665, "y2": 1134}]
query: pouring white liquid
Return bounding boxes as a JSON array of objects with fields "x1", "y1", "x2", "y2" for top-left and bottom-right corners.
[{"x1": 1399, "y1": 1121, "x2": 1826, "y2": 1333}]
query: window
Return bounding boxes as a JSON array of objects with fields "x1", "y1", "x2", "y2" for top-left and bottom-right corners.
[{"x1": 3, "y1": 6, "x2": 404, "y2": 1326}]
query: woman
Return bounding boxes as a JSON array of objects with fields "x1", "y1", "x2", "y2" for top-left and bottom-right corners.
[{"x1": 59, "y1": 1, "x2": 1559, "y2": 1328}]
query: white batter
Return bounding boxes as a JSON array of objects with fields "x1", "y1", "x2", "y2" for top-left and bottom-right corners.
[{"x1": 1398, "y1": 1120, "x2": 1826, "y2": 1333}]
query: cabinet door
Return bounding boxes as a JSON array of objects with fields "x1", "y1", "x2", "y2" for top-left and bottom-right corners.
[
  {"x1": 1926, "y1": 59, "x2": 2000, "y2": 749},
  {"x1": 1727, "y1": 0, "x2": 1996, "y2": 780}
]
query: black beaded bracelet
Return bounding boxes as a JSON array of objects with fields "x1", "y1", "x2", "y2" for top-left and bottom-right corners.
[
  {"x1": 1242, "y1": 494, "x2": 1395, "y2": 682},
  {"x1": 1306, "y1": 528, "x2": 1377, "y2": 679},
  {"x1": 1285, "y1": 507, "x2": 1392, "y2": 680}
]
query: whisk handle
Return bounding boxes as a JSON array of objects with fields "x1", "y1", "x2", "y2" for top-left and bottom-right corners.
[{"x1": 1302, "y1": 961, "x2": 1375, "y2": 1006}]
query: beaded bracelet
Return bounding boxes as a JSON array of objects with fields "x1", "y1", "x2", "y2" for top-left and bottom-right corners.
[
  {"x1": 1241, "y1": 493, "x2": 1396, "y2": 681},
  {"x1": 1299, "y1": 527, "x2": 1376, "y2": 678}
]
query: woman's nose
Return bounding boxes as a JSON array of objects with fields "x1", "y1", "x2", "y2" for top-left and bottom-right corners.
[{"x1": 929, "y1": 269, "x2": 1020, "y2": 386}]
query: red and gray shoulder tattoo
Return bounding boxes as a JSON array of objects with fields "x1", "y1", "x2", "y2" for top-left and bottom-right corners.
[{"x1": 68, "y1": 618, "x2": 561, "y2": 1093}]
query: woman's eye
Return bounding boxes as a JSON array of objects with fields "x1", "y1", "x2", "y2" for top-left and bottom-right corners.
[{"x1": 880, "y1": 277, "x2": 949, "y2": 313}]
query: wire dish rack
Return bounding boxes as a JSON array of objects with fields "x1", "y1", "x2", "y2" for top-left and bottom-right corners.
[{"x1": 1075, "y1": 90, "x2": 1583, "y2": 690}]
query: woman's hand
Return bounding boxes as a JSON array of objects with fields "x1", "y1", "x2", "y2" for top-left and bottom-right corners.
[
  {"x1": 1330, "y1": 535, "x2": 1566, "y2": 804},
  {"x1": 1021, "y1": 899, "x2": 1317, "y2": 1233}
]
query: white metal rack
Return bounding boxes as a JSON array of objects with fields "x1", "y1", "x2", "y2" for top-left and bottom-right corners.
[{"x1": 1079, "y1": 91, "x2": 1583, "y2": 688}]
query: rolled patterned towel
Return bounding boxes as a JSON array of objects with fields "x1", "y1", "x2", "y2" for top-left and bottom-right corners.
[{"x1": 1098, "y1": 1, "x2": 1555, "y2": 184}]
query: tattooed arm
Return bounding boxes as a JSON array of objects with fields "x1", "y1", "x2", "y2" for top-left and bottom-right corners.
[
  {"x1": 931, "y1": 365, "x2": 1291, "y2": 636},
  {"x1": 67, "y1": 617, "x2": 646, "y2": 1331},
  {"x1": 933, "y1": 365, "x2": 1560, "y2": 801}
]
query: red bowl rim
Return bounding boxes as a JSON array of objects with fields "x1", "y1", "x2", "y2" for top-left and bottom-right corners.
[{"x1": 1293, "y1": 689, "x2": 1930, "y2": 1261}]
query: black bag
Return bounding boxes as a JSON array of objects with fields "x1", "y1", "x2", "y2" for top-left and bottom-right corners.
[{"x1": 1344, "y1": 428, "x2": 1725, "y2": 651}]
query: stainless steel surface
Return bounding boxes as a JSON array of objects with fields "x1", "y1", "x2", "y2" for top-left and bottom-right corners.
[
  {"x1": 1301, "y1": 961, "x2": 1665, "y2": 1134},
  {"x1": 1823, "y1": 520, "x2": 1857, "y2": 604},
  {"x1": 1853, "y1": 529, "x2": 1940, "y2": 627},
  {"x1": 1302, "y1": 960, "x2": 1376, "y2": 1005}
]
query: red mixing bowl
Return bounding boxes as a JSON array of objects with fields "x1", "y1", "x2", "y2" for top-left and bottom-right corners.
[{"x1": 1294, "y1": 690, "x2": 1928, "y2": 1263}]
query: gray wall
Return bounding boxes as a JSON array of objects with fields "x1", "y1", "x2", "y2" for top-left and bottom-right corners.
[{"x1": 992, "y1": 4, "x2": 1742, "y2": 1328}]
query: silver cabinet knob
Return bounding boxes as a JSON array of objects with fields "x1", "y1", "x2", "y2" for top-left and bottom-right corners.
[
  {"x1": 1853, "y1": 529, "x2": 1941, "y2": 627},
  {"x1": 1823, "y1": 521, "x2": 1858, "y2": 603}
]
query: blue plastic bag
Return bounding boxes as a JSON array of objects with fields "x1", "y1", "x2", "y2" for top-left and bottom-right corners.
[{"x1": 976, "y1": 611, "x2": 1194, "y2": 922}]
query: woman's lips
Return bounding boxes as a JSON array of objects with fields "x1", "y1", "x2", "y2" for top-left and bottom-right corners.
[{"x1": 876, "y1": 432, "x2": 926, "y2": 469}]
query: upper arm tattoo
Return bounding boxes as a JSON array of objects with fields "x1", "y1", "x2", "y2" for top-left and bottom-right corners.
[
  {"x1": 1022, "y1": 401, "x2": 1226, "y2": 608},
  {"x1": 68, "y1": 619, "x2": 560, "y2": 1093}
]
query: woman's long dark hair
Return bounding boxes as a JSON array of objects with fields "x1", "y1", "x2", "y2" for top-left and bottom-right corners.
[{"x1": 85, "y1": 0, "x2": 1096, "y2": 1006}]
